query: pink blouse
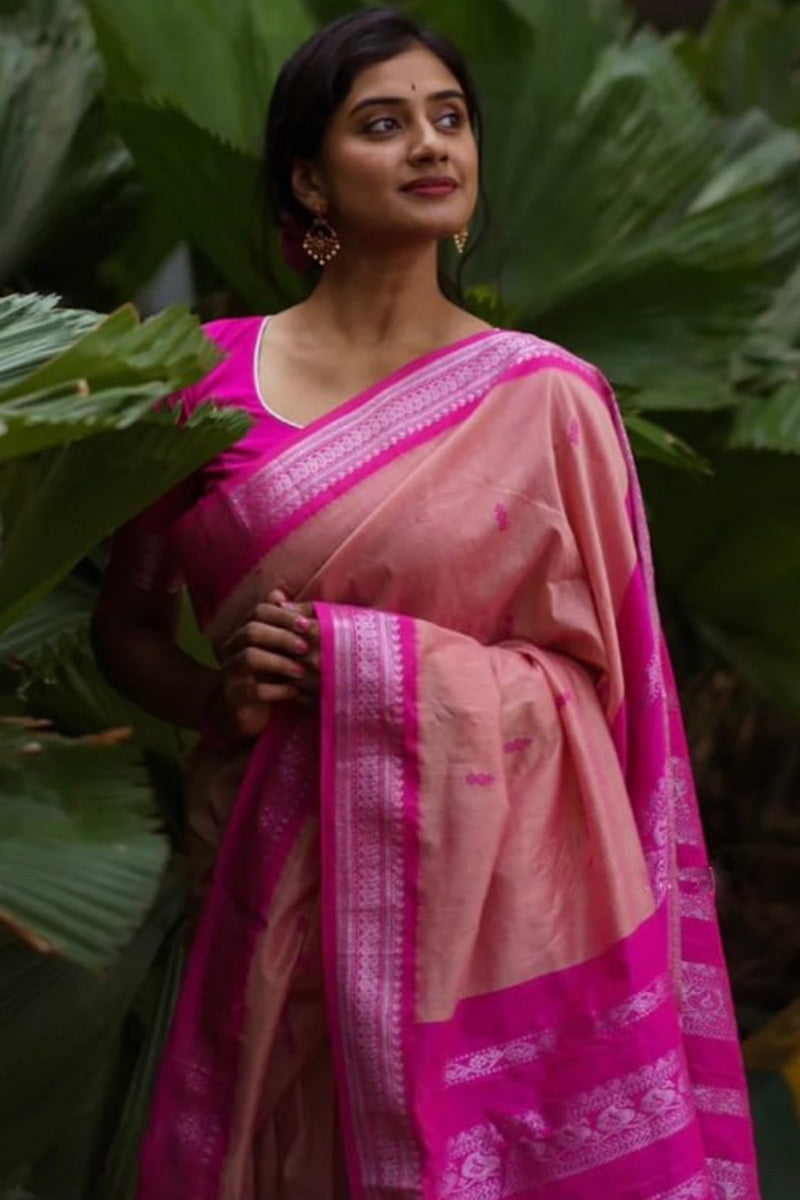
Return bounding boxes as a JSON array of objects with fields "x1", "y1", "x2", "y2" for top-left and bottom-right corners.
[{"x1": 106, "y1": 317, "x2": 293, "y2": 596}]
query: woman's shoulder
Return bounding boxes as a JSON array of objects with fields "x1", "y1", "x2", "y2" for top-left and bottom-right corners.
[
  {"x1": 168, "y1": 315, "x2": 268, "y2": 420},
  {"x1": 198, "y1": 315, "x2": 266, "y2": 365},
  {"x1": 486, "y1": 330, "x2": 617, "y2": 436},
  {"x1": 193, "y1": 314, "x2": 269, "y2": 399},
  {"x1": 492, "y1": 328, "x2": 606, "y2": 389}
]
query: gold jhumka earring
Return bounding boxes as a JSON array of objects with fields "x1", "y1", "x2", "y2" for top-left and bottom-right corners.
[
  {"x1": 453, "y1": 227, "x2": 469, "y2": 255},
  {"x1": 302, "y1": 212, "x2": 341, "y2": 266}
]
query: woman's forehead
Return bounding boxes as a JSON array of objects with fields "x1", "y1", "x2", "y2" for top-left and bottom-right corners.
[{"x1": 343, "y1": 46, "x2": 460, "y2": 106}]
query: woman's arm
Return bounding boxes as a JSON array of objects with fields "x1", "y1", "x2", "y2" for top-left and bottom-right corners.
[
  {"x1": 91, "y1": 583, "x2": 218, "y2": 732},
  {"x1": 92, "y1": 579, "x2": 318, "y2": 741}
]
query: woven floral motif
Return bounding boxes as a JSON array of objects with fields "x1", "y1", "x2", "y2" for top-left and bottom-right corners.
[
  {"x1": 442, "y1": 1051, "x2": 695, "y2": 1196},
  {"x1": 444, "y1": 974, "x2": 671, "y2": 1087},
  {"x1": 680, "y1": 961, "x2": 737, "y2": 1041}
]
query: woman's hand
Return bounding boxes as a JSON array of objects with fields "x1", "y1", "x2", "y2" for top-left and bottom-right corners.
[
  {"x1": 209, "y1": 598, "x2": 318, "y2": 741},
  {"x1": 268, "y1": 588, "x2": 320, "y2": 678}
]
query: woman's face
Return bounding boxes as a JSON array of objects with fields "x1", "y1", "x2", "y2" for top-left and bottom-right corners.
[{"x1": 296, "y1": 44, "x2": 479, "y2": 250}]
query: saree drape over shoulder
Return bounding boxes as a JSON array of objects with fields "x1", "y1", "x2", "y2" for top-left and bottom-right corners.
[{"x1": 127, "y1": 319, "x2": 759, "y2": 1199}]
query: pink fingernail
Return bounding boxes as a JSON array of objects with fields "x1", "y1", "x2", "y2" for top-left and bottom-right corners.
[
  {"x1": 294, "y1": 638, "x2": 309, "y2": 654},
  {"x1": 295, "y1": 616, "x2": 311, "y2": 632}
]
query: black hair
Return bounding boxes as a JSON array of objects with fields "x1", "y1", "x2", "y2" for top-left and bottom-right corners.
[{"x1": 259, "y1": 5, "x2": 487, "y2": 291}]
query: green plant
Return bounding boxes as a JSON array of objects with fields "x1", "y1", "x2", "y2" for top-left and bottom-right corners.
[
  {"x1": 0, "y1": 0, "x2": 178, "y2": 307},
  {"x1": 0, "y1": 294, "x2": 248, "y2": 1198},
  {"x1": 83, "y1": 0, "x2": 315, "y2": 310},
  {"x1": 674, "y1": 0, "x2": 800, "y2": 126},
  {"x1": 0, "y1": 293, "x2": 249, "y2": 628}
]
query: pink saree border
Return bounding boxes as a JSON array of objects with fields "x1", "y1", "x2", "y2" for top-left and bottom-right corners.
[
  {"x1": 318, "y1": 602, "x2": 422, "y2": 1199},
  {"x1": 651, "y1": 1161, "x2": 759, "y2": 1200},
  {"x1": 178, "y1": 332, "x2": 607, "y2": 624},
  {"x1": 243, "y1": 320, "x2": 500, "y2": 469},
  {"x1": 440, "y1": 1048, "x2": 700, "y2": 1196},
  {"x1": 136, "y1": 712, "x2": 317, "y2": 1200}
]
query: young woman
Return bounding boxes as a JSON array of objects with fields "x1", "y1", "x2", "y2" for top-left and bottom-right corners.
[{"x1": 93, "y1": 8, "x2": 760, "y2": 1199}]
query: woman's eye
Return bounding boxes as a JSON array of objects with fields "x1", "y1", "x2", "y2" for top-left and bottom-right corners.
[
  {"x1": 436, "y1": 110, "x2": 464, "y2": 130},
  {"x1": 365, "y1": 116, "x2": 398, "y2": 134}
]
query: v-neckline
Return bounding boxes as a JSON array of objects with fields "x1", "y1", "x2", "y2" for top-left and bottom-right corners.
[{"x1": 252, "y1": 314, "x2": 500, "y2": 436}]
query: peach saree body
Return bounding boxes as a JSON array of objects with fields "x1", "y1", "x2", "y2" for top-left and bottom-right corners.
[{"x1": 132, "y1": 320, "x2": 759, "y2": 1199}]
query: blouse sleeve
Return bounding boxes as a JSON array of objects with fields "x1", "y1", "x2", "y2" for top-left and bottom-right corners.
[
  {"x1": 103, "y1": 478, "x2": 198, "y2": 598},
  {"x1": 102, "y1": 384, "x2": 202, "y2": 599}
]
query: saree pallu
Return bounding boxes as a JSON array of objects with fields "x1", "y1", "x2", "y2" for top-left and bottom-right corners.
[{"x1": 136, "y1": 328, "x2": 760, "y2": 1199}]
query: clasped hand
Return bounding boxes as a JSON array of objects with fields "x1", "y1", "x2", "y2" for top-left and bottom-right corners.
[{"x1": 207, "y1": 588, "x2": 319, "y2": 741}]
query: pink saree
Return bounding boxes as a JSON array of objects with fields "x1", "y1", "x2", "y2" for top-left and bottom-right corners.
[{"x1": 133, "y1": 319, "x2": 759, "y2": 1199}]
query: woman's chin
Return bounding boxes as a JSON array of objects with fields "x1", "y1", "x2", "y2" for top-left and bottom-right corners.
[
  {"x1": 397, "y1": 217, "x2": 467, "y2": 245},
  {"x1": 351, "y1": 216, "x2": 468, "y2": 254}
]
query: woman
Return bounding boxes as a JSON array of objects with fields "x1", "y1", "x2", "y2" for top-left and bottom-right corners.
[{"x1": 93, "y1": 8, "x2": 760, "y2": 1199}]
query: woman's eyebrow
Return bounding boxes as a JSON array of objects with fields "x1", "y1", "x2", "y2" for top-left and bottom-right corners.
[{"x1": 348, "y1": 89, "x2": 466, "y2": 116}]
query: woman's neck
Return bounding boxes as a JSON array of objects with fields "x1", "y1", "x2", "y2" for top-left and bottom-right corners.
[{"x1": 300, "y1": 242, "x2": 472, "y2": 353}]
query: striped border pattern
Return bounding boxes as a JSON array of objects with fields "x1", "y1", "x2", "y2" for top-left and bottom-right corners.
[
  {"x1": 225, "y1": 331, "x2": 601, "y2": 538},
  {"x1": 325, "y1": 605, "x2": 421, "y2": 1196}
]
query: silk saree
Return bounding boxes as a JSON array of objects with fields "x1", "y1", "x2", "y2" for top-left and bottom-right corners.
[{"x1": 128, "y1": 318, "x2": 759, "y2": 1199}]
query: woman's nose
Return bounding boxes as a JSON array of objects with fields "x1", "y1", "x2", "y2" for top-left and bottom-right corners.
[{"x1": 408, "y1": 121, "x2": 448, "y2": 162}]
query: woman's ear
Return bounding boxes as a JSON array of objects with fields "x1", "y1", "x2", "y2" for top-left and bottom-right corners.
[{"x1": 291, "y1": 160, "x2": 328, "y2": 216}]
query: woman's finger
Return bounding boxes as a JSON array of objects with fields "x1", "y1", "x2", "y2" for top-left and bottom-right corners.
[
  {"x1": 226, "y1": 675, "x2": 301, "y2": 704},
  {"x1": 263, "y1": 593, "x2": 319, "y2": 640},
  {"x1": 264, "y1": 603, "x2": 315, "y2": 637},
  {"x1": 221, "y1": 620, "x2": 310, "y2": 661},
  {"x1": 275, "y1": 596, "x2": 316, "y2": 621},
  {"x1": 252, "y1": 601, "x2": 309, "y2": 631},
  {"x1": 253, "y1": 680, "x2": 303, "y2": 703},
  {"x1": 216, "y1": 606, "x2": 292, "y2": 660},
  {"x1": 228, "y1": 647, "x2": 308, "y2": 681}
]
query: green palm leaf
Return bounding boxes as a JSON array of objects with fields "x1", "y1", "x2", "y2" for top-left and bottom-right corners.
[
  {"x1": 85, "y1": 0, "x2": 313, "y2": 153},
  {"x1": 106, "y1": 99, "x2": 288, "y2": 311},
  {"x1": 0, "y1": 295, "x2": 249, "y2": 630},
  {"x1": 0, "y1": 577, "x2": 206, "y2": 763},
  {"x1": 416, "y1": 1, "x2": 800, "y2": 414},
  {"x1": 0, "y1": 406, "x2": 248, "y2": 631},
  {"x1": 97, "y1": 925, "x2": 185, "y2": 1200},
  {"x1": 0, "y1": 0, "x2": 99, "y2": 278},
  {"x1": 730, "y1": 383, "x2": 800, "y2": 453},
  {"x1": 0, "y1": 721, "x2": 167, "y2": 969},
  {"x1": 0, "y1": 0, "x2": 148, "y2": 300},
  {"x1": 0, "y1": 575, "x2": 93, "y2": 663},
  {"x1": 0, "y1": 869, "x2": 183, "y2": 1196},
  {"x1": 622, "y1": 412, "x2": 710, "y2": 472},
  {"x1": 732, "y1": 258, "x2": 800, "y2": 450},
  {"x1": 643, "y1": 450, "x2": 800, "y2": 718},
  {"x1": 0, "y1": 295, "x2": 97, "y2": 390},
  {"x1": 20, "y1": 630, "x2": 185, "y2": 765},
  {"x1": 676, "y1": 0, "x2": 800, "y2": 127},
  {"x1": 0, "y1": 299, "x2": 224, "y2": 404}
]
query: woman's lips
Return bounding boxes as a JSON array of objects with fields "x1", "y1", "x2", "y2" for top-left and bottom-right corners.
[{"x1": 401, "y1": 179, "x2": 458, "y2": 196}]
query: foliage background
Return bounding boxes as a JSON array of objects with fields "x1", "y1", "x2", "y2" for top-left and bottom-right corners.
[{"x1": 1, "y1": 0, "x2": 799, "y2": 1196}]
